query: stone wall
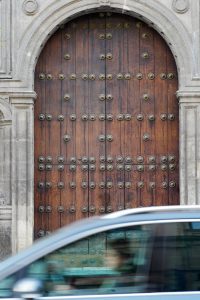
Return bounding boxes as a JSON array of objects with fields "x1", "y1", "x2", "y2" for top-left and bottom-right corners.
[{"x1": 0, "y1": 0, "x2": 200, "y2": 258}]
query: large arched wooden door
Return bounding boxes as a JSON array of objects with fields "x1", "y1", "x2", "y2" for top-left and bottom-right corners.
[{"x1": 34, "y1": 13, "x2": 179, "y2": 238}]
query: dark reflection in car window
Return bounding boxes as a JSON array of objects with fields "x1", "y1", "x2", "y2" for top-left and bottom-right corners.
[{"x1": 1, "y1": 221, "x2": 200, "y2": 297}]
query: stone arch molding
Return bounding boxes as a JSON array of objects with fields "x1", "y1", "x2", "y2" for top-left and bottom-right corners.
[{"x1": 17, "y1": 0, "x2": 193, "y2": 90}]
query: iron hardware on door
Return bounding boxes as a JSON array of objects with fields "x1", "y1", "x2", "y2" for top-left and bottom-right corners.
[
  {"x1": 99, "y1": 94, "x2": 105, "y2": 101},
  {"x1": 57, "y1": 206, "x2": 64, "y2": 213},
  {"x1": 70, "y1": 157, "x2": 76, "y2": 163},
  {"x1": 59, "y1": 74, "x2": 65, "y2": 80},
  {"x1": 46, "y1": 182, "x2": 52, "y2": 189},
  {"x1": 82, "y1": 165, "x2": 88, "y2": 171},
  {"x1": 57, "y1": 156, "x2": 64, "y2": 163},
  {"x1": 143, "y1": 94, "x2": 149, "y2": 101},
  {"x1": 39, "y1": 73, "x2": 45, "y2": 80},
  {"x1": 69, "y1": 165, "x2": 76, "y2": 171},
  {"x1": 169, "y1": 155, "x2": 176, "y2": 162},
  {"x1": 82, "y1": 74, "x2": 88, "y2": 80},
  {"x1": 38, "y1": 164, "x2": 45, "y2": 171},
  {"x1": 70, "y1": 114, "x2": 76, "y2": 121},
  {"x1": 64, "y1": 54, "x2": 71, "y2": 60},
  {"x1": 99, "y1": 156, "x2": 106, "y2": 162},
  {"x1": 125, "y1": 182, "x2": 131, "y2": 189},
  {"x1": 38, "y1": 206, "x2": 45, "y2": 213},
  {"x1": 89, "y1": 157, "x2": 96, "y2": 163},
  {"x1": 99, "y1": 114, "x2": 105, "y2": 121},
  {"x1": 82, "y1": 156, "x2": 88, "y2": 163},
  {"x1": 46, "y1": 114, "x2": 52, "y2": 121},
  {"x1": 57, "y1": 182, "x2": 64, "y2": 189},
  {"x1": 117, "y1": 114, "x2": 124, "y2": 121},
  {"x1": 81, "y1": 206, "x2": 88, "y2": 213},
  {"x1": 106, "y1": 94, "x2": 113, "y2": 101},
  {"x1": 63, "y1": 135, "x2": 71, "y2": 142},
  {"x1": 137, "y1": 156, "x2": 144, "y2": 163},
  {"x1": 107, "y1": 156, "x2": 113, "y2": 163},
  {"x1": 46, "y1": 156, "x2": 52, "y2": 163},
  {"x1": 116, "y1": 164, "x2": 124, "y2": 171},
  {"x1": 89, "y1": 164, "x2": 96, "y2": 171},
  {"x1": 148, "y1": 156, "x2": 156, "y2": 163},
  {"x1": 125, "y1": 114, "x2": 131, "y2": 120},
  {"x1": 64, "y1": 94, "x2": 70, "y2": 101},
  {"x1": 89, "y1": 206, "x2": 96, "y2": 213},
  {"x1": 99, "y1": 182, "x2": 105, "y2": 189},
  {"x1": 69, "y1": 206, "x2": 76, "y2": 213},
  {"x1": 149, "y1": 165, "x2": 156, "y2": 171},
  {"x1": 39, "y1": 114, "x2": 45, "y2": 121},
  {"x1": 116, "y1": 156, "x2": 123, "y2": 163},
  {"x1": 99, "y1": 164, "x2": 106, "y2": 171}
]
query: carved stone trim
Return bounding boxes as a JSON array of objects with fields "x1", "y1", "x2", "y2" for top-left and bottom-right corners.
[
  {"x1": 0, "y1": 0, "x2": 12, "y2": 78},
  {"x1": 0, "y1": 97, "x2": 12, "y2": 209},
  {"x1": 179, "y1": 102, "x2": 199, "y2": 205},
  {"x1": 98, "y1": 0, "x2": 111, "y2": 6},
  {"x1": 14, "y1": 0, "x2": 193, "y2": 92},
  {"x1": 0, "y1": 206, "x2": 12, "y2": 221},
  {"x1": 0, "y1": 97, "x2": 12, "y2": 122},
  {"x1": 11, "y1": 98, "x2": 34, "y2": 253},
  {"x1": 172, "y1": 0, "x2": 189, "y2": 14},
  {"x1": 177, "y1": 91, "x2": 200, "y2": 100},
  {"x1": 23, "y1": 0, "x2": 38, "y2": 15}
]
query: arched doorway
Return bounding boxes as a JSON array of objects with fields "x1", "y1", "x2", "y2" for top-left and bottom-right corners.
[{"x1": 34, "y1": 12, "x2": 179, "y2": 238}]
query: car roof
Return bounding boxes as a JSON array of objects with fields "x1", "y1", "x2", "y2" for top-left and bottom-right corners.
[{"x1": 103, "y1": 205, "x2": 200, "y2": 219}]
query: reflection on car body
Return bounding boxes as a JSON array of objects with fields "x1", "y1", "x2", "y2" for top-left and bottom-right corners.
[{"x1": 1, "y1": 206, "x2": 200, "y2": 300}]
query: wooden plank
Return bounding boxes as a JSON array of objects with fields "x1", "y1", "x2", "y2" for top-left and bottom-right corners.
[
  {"x1": 166, "y1": 47, "x2": 179, "y2": 205},
  {"x1": 61, "y1": 16, "x2": 89, "y2": 224},
  {"x1": 138, "y1": 22, "x2": 155, "y2": 207},
  {"x1": 88, "y1": 14, "x2": 106, "y2": 217},
  {"x1": 154, "y1": 33, "x2": 169, "y2": 206},
  {"x1": 123, "y1": 17, "x2": 141, "y2": 209},
  {"x1": 73, "y1": 16, "x2": 90, "y2": 221},
  {"x1": 105, "y1": 13, "x2": 125, "y2": 213},
  {"x1": 44, "y1": 31, "x2": 62, "y2": 232}
]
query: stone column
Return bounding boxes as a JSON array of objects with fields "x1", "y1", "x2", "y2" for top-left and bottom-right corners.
[
  {"x1": 178, "y1": 92, "x2": 200, "y2": 205},
  {"x1": 10, "y1": 93, "x2": 36, "y2": 254},
  {"x1": 0, "y1": 97, "x2": 12, "y2": 260}
]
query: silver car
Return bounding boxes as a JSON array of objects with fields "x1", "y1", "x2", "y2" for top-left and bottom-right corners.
[{"x1": 1, "y1": 206, "x2": 200, "y2": 300}]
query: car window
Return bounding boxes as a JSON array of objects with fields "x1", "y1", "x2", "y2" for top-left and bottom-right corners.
[
  {"x1": 1, "y1": 221, "x2": 200, "y2": 297},
  {"x1": 152, "y1": 222, "x2": 200, "y2": 292},
  {"x1": 0, "y1": 224, "x2": 154, "y2": 297},
  {"x1": 28, "y1": 226, "x2": 154, "y2": 295}
]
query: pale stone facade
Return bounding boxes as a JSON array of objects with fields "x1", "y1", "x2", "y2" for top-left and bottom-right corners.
[{"x1": 0, "y1": 0, "x2": 200, "y2": 259}]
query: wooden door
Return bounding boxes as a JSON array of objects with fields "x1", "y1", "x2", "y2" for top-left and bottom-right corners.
[{"x1": 34, "y1": 13, "x2": 179, "y2": 238}]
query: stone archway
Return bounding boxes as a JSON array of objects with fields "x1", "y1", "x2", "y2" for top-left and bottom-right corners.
[
  {"x1": 7, "y1": 0, "x2": 196, "y2": 253},
  {"x1": 16, "y1": 0, "x2": 193, "y2": 90}
]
